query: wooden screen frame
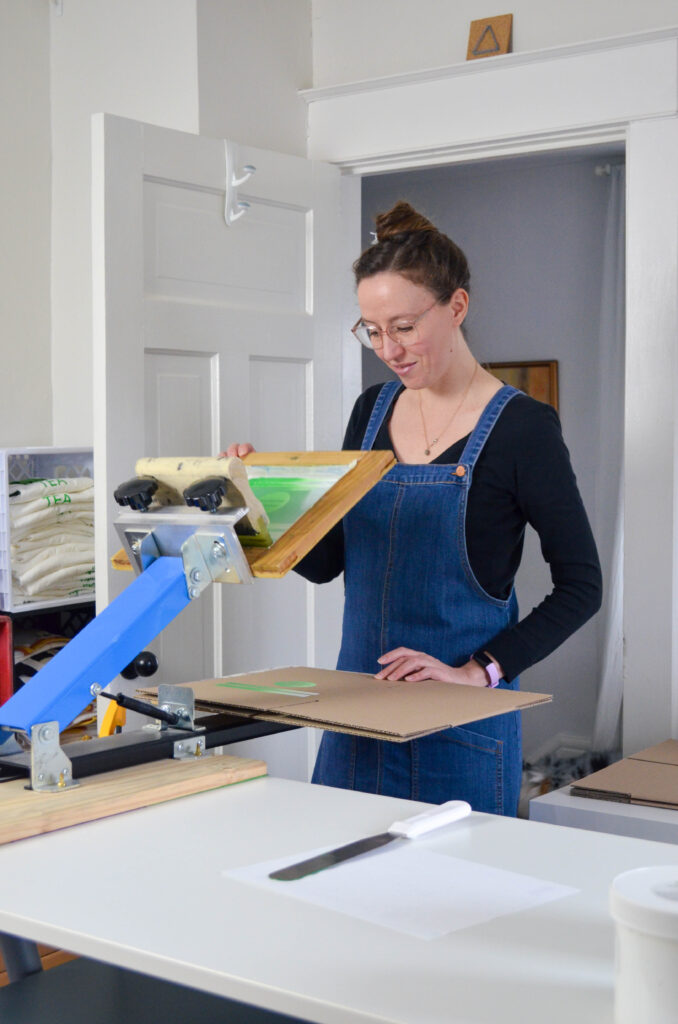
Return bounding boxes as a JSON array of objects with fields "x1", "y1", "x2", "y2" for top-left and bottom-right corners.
[{"x1": 244, "y1": 450, "x2": 394, "y2": 577}]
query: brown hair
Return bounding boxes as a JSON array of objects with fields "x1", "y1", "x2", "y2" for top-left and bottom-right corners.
[{"x1": 353, "y1": 200, "x2": 470, "y2": 302}]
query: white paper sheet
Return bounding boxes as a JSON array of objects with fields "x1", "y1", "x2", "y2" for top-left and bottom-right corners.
[{"x1": 225, "y1": 843, "x2": 578, "y2": 940}]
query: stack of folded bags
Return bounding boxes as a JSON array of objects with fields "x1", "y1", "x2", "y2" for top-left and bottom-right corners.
[{"x1": 9, "y1": 477, "x2": 95, "y2": 604}]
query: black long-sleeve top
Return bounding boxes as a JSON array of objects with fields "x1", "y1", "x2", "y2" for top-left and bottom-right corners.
[{"x1": 295, "y1": 384, "x2": 602, "y2": 681}]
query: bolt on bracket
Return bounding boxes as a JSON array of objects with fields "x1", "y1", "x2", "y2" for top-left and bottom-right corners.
[
  {"x1": 29, "y1": 721, "x2": 79, "y2": 792},
  {"x1": 181, "y1": 525, "x2": 252, "y2": 599},
  {"x1": 173, "y1": 735, "x2": 207, "y2": 760}
]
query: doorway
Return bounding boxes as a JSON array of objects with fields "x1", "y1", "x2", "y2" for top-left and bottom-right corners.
[{"x1": 357, "y1": 145, "x2": 625, "y2": 762}]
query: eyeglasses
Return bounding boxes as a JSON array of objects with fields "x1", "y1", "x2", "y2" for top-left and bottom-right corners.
[{"x1": 351, "y1": 301, "x2": 438, "y2": 350}]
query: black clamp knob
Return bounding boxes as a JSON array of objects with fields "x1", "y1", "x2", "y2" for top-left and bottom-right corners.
[
  {"x1": 183, "y1": 476, "x2": 228, "y2": 513},
  {"x1": 120, "y1": 650, "x2": 159, "y2": 680},
  {"x1": 114, "y1": 477, "x2": 158, "y2": 512}
]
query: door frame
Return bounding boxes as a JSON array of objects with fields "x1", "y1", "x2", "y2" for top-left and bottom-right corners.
[{"x1": 305, "y1": 28, "x2": 678, "y2": 755}]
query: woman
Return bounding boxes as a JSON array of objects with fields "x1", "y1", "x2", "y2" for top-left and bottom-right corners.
[{"x1": 226, "y1": 200, "x2": 602, "y2": 816}]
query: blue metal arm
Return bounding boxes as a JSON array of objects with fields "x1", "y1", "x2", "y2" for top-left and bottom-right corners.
[{"x1": 0, "y1": 557, "x2": 191, "y2": 736}]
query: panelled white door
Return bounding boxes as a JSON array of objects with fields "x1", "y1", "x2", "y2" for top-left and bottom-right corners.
[{"x1": 92, "y1": 114, "x2": 344, "y2": 779}]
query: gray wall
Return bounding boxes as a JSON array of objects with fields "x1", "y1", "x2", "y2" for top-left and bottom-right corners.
[{"x1": 361, "y1": 150, "x2": 622, "y2": 758}]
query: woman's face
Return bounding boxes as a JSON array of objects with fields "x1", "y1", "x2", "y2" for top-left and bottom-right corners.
[{"x1": 356, "y1": 272, "x2": 468, "y2": 390}]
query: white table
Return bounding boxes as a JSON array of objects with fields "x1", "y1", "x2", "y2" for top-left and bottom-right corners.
[
  {"x1": 530, "y1": 785, "x2": 678, "y2": 844},
  {"x1": 2, "y1": 776, "x2": 678, "y2": 1024}
]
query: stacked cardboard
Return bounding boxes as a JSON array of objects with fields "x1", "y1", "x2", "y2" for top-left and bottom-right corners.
[{"x1": 571, "y1": 740, "x2": 678, "y2": 809}]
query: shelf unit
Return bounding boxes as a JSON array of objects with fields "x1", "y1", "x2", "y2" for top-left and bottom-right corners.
[
  {"x1": 0, "y1": 447, "x2": 94, "y2": 613},
  {"x1": 0, "y1": 447, "x2": 95, "y2": 707}
]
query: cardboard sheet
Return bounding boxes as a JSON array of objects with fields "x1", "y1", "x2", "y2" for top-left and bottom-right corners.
[
  {"x1": 142, "y1": 666, "x2": 551, "y2": 742},
  {"x1": 571, "y1": 740, "x2": 678, "y2": 809}
]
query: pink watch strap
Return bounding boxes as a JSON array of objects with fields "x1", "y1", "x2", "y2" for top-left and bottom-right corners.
[{"x1": 484, "y1": 661, "x2": 501, "y2": 688}]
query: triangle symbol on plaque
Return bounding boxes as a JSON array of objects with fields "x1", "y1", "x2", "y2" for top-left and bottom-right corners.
[{"x1": 473, "y1": 24, "x2": 500, "y2": 56}]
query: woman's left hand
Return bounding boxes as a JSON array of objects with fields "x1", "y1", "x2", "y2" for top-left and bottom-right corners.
[{"x1": 375, "y1": 647, "x2": 488, "y2": 687}]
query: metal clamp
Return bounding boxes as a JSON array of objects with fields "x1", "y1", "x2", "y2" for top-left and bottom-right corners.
[
  {"x1": 181, "y1": 528, "x2": 251, "y2": 599},
  {"x1": 157, "y1": 684, "x2": 199, "y2": 732},
  {"x1": 115, "y1": 506, "x2": 253, "y2": 597},
  {"x1": 29, "y1": 722, "x2": 78, "y2": 792},
  {"x1": 173, "y1": 735, "x2": 207, "y2": 760}
]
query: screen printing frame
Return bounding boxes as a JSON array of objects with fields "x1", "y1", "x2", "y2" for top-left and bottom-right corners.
[{"x1": 242, "y1": 450, "x2": 395, "y2": 578}]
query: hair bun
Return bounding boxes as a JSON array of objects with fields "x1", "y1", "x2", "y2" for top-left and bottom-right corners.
[{"x1": 374, "y1": 200, "x2": 436, "y2": 242}]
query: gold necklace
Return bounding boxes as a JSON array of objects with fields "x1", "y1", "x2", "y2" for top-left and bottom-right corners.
[{"x1": 418, "y1": 362, "x2": 479, "y2": 457}]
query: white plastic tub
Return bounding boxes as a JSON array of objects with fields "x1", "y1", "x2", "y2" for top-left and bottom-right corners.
[{"x1": 610, "y1": 865, "x2": 678, "y2": 1023}]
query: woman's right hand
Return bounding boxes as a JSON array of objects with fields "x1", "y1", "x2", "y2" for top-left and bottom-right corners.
[{"x1": 220, "y1": 443, "x2": 257, "y2": 458}]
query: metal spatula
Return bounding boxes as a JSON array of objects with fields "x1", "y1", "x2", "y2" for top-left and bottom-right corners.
[{"x1": 269, "y1": 799, "x2": 471, "y2": 881}]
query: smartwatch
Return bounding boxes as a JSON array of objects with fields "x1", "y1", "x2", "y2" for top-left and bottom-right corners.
[{"x1": 472, "y1": 651, "x2": 501, "y2": 688}]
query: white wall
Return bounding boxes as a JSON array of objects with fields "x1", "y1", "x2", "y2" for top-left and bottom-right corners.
[
  {"x1": 312, "y1": 0, "x2": 678, "y2": 87},
  {"x1": 197, "y1": 0, "x2": 312, "y2": 156},
  {"x1": 361, "y1": 150, "x2": 620, "y2": 757},
  {"x1": 50, "y1": 0, "x2": 200, "y2": 446},
  {"x1": 49, "y1": 0, "x2": 314, "y2": 447},
  {"x1": 0, "y1": 0, "x2": 52, "y2": 447}
]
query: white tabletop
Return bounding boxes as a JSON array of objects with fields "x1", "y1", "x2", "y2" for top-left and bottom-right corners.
[{"x1": 2, "y1": 776, "x2": 678, "y2": 1024}]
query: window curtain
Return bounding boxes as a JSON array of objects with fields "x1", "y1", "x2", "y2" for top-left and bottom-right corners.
[{"x1": 592, "y1": 164, "x2": 625, "y2": 751}]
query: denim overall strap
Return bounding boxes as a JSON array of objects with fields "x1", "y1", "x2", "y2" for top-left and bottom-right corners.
[
  {"x1": 457, "y1": 385, "x2": 520, "y2": 478},
  {"x1": 360, "y1": 381, "x2": 401, "y2": 451}
]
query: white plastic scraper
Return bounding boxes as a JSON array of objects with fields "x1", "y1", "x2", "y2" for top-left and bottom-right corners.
[{"x1": 269, "y1": 800, "x2": 471, "y2": 881}]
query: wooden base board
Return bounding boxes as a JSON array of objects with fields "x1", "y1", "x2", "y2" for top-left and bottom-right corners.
[{"x1": 0, "y1": 753, "x2": 266, "y2": 846}]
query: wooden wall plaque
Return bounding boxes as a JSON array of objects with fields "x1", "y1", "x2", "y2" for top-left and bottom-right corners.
[{"x1": 467, "y1": 14, "x2": 513, "y2": 61}]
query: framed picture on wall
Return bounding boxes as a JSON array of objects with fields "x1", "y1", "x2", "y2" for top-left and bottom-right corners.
[{"x1": 484, "y1": 360, "x2": 559, "y2": 411}]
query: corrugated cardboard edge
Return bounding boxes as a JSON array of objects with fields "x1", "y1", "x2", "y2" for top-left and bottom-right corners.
[
  {"x1": 191, "y1": 703, "x2": 431, "y2": 741},
  {"x1": 570, "y1": 785, "x2": 632, "y2": 803},
  {"x1": 186, "y1": 690, "x2": 552, "y2": 743},
  {"x1": 570, "y1": 786, "x2": 676, "y2": 810}
]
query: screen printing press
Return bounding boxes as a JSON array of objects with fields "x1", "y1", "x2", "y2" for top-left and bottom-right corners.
[{"x1": 0, "y1": 451, "x2": 396, "y2": 798}]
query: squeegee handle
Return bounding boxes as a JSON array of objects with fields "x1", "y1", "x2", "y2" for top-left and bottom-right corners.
[
  {"x1": 100, "y1": 691, "x2": 179, "y2": 726},
  {"x1": 388, "y1": 799, "x2": 472, "y2": 839}
]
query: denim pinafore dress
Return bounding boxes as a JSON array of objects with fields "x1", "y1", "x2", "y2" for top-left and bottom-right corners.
[{"x1": 312, "y1": 381, "x2": 523, "y2": 815}]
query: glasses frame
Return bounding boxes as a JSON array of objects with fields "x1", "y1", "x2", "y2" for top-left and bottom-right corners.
[{"x1": 351, "y1": 300, "x2": 438, "y2": 350}]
